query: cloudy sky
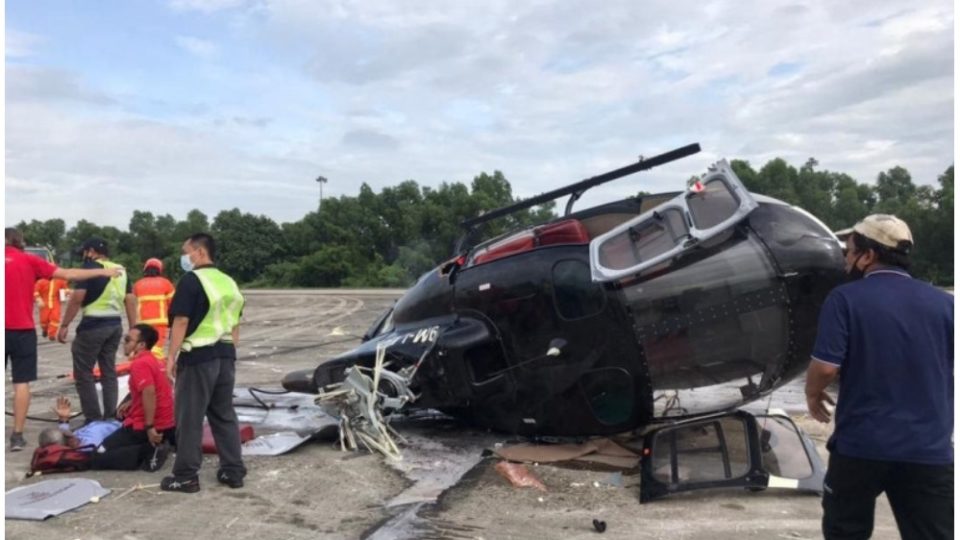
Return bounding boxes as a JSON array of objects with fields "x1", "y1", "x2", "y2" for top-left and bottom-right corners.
[{"x1": 5, "y1": 0, "x2": 954, "y2": 229}]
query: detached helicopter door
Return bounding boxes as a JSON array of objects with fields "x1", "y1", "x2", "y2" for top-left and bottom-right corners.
[
  {"x1": 638, "y1": 410, "x2": 825, "y2": 502},
  {"x1": 589, "y1": 160, "x2": 758, "y2": 282}
]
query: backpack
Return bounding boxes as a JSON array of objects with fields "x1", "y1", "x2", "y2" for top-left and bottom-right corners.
[{"x1": 27, "y1": 444, "x2": 95, "y2": 477}]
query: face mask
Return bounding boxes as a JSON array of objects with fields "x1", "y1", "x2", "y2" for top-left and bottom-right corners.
[
  {"x1": 180, "y1": 254, "x2": 194, "y2": 272},
  {"x1": 845, "y1": 253, "x2": 865, "y2": 282}
]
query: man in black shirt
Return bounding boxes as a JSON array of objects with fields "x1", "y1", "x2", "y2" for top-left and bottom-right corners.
[
  {"x1": 161, "y1": 233, "x2": 246, "y2": 494},
  {"x1": 58, "y1": 238, "x2": 137, "y2": 421}
]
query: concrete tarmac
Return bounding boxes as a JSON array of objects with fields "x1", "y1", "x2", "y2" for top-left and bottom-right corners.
[{"x1": 5, "y1": 290, "x2": 902, "y2": 539}]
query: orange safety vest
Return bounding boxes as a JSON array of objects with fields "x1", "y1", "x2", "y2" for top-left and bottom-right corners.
[{"x1": 133, "y1": 276, "x2": 175, "y2": 327}]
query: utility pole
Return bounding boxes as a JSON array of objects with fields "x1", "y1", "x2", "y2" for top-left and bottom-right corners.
[{"x1": 316, "y1": 175, "x2": 328, "y2": 210}]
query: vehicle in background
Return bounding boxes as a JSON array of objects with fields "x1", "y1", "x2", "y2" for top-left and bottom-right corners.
[{"x1": 25, "y1": 246, "x2": 55, "y2": 263}]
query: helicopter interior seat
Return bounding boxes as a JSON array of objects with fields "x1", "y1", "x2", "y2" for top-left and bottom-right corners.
[{"x1": 579, "y1": 213, "x2": 639, "y2": 239}]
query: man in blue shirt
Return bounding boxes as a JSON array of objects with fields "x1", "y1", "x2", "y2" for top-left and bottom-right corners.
[
  {"x1": 806, "y1": 214, "x2": 953, "y2": 540},
  {"x1": 39, "y1": 396, "x2": 121, "y2": 450}
]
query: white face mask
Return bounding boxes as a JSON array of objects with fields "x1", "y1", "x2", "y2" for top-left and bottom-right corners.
[{"x1": 180, "y1": 253, "x2": 194, "y2": 272}]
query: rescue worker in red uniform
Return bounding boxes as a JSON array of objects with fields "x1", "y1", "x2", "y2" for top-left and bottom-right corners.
[{"x1": 133, "y1": 258, "x2": 175, "y2": 360}]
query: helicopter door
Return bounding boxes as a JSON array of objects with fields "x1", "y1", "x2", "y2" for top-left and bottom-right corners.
[
  {"x1": 589, "y1": 160, "x2": 758, "y2": 282},
  {"x1": 639, "y1": 409, "x2": 825, "y2": 503}
]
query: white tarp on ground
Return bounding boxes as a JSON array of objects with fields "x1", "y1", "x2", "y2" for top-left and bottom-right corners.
[
  {"x1": 241, "y1": 431, "x2": 313, "y2": 456},
  {"x1": 5, "y1": 478, "x2": 110, "y2": 521},
  {"x1": 233, "y1": 386, "x2": 340, "y2": 440}
]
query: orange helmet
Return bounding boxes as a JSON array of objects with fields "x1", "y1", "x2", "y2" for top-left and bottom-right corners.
[{"x1": 143, "y1": 258, "x2": 164, "y2": 272}]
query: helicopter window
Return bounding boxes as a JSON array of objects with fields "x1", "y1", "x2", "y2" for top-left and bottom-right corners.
[
  {"x1": 686, "y1": 178, "x2": 740, "y2": 230},
  {"x1": 597, "y1": 207, "x2": 687, "y2": 271},
  {"x1": 590, "y1": 160, "x2": 758, "y2": 282},
  {"x1": 758, "y1": 415, "x2": 815, "y2": 479},
  {"x1": 466, "y1": 343, "x2": 509, "y2": 383},
  {"x1": 362, "y1": 306, "x2": 395, "y2": 341},
  {"x1": 578, "y1": 367, "x2": 634, "y2": 425},
  {"x1": 552, "y1": 260, "x2": 605, "y2": 320},
  {"x1": 651, "y1": 416, "x2": 751, "y2": 484}
]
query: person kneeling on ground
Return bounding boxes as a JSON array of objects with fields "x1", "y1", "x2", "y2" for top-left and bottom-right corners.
[{"x1": 93, "y1": 324, "x2": 176, "y2": 471}]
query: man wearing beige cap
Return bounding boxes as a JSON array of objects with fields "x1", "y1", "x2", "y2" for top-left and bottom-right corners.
[{"x1": 806, "y1": 214, "x2": 953, "y2": 539}]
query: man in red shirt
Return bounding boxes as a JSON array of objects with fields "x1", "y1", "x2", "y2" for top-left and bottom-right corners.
[
  {"x1": 5, "y1": 228, "x2": 122, "y2": 451},
  {"x1": 92, "y1": 323, "x2": 176, "y2": 471}
]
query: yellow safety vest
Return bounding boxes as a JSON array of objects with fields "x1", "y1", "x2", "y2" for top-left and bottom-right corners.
[
  {"x1": 82, "y1": 260, "x2": 126, "y2": 318},
  {"x1": 181, "y1": 268, "x2": 243, "y2": 352}
]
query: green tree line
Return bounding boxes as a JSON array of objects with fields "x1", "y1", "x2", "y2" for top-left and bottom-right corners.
[{"x1": 15, "y1": 158, "x2": 954, "y2": 287}]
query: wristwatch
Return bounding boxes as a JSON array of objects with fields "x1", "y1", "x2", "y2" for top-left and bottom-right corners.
[{"x1": 145, "y1": 424, "x2": 154, "y2": 430}]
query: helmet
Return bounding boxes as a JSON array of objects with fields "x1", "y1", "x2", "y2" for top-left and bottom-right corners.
[{"x1": 143, "y1": 258, "x2": 164, "y2": 273}]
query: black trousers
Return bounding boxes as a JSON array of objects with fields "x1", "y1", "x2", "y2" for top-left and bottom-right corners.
[
  {"x1": 822, "y1": 452, "x2": 954, "y2": 540},
  {"x1": 172, "y1": 357, "x2": 246, "y2": 480},
  {"x1": 72, "y1": 324, "x2": 122, "y2": 420},
  {"x1": 91, "y1": 425, "x2": 175, "y2": 471}
]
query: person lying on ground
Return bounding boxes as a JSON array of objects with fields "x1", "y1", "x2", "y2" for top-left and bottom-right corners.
[{"x1": 39, "y1": 395, "x2": 123, "y2": 450}]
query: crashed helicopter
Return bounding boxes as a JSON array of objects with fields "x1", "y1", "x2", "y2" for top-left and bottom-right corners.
[{"x1": 283, "y1": 143, "x2": 844, "y2": 501}]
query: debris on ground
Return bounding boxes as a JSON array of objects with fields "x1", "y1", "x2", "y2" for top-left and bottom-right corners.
[
  {"x1": 492, "y1": 437, "x2": 640, "y2": 470},
  {"x1": 5, "y1": 478, "x2": 111, "y2": 521},
  {"x1": 494, "y1": 461, "x2": 547, "y2": 491}
]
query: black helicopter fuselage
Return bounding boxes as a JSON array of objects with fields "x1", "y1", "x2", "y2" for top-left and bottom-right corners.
[{"x1": 284, "y1": 190, "x2": 844, "y2": 436}]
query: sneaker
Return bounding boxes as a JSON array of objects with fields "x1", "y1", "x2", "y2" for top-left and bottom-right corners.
[
  {"x1": 143, "y1": 442, "x2": 171, "y2": 472},
  {"x1": 9, "y1": 432, "x2": 26, "y2": 452},
  {"x1": 217, "y1": 470, "x2": 244, "y2": 489},
  {"x1": 160, "y1": 476, "x2": 200, "y2": 493}
]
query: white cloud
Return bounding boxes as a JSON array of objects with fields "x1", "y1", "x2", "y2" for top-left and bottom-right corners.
[
  {"x1": 6, "y1": 66, "x2": 116, "y2": 106},
  {"x1": 168, "y1": 0, "x2": 249, "y2": 13},
  {"x1": 175, "y1": 35, "x2": 220, "y2": 59},
  {"x1": 6, "y1": 29, "x2": 44, "y2": 58},
  {"x1": 6, "y1": 0, "x2": 954, "y2": 229}
]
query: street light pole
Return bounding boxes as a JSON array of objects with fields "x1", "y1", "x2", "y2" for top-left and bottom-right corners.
[{"x1": 316, "y1": 175, "x2": 328, "y2": 210}]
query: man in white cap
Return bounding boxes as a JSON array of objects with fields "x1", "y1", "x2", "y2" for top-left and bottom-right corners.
[{"x1": 806, "y1": 214, "x2": 953, "y2": 539}]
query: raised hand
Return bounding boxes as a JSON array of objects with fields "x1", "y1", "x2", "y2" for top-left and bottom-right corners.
[{"x1": 52, "y1": 395, "x2": 72, "y2": 421}]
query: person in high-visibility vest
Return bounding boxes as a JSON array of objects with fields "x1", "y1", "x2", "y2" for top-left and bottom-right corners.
[
  {"x1": 133, "y1": 258, "x2": 175, "y2": 360},
  {"x1": 44, "y1": 278, "x2": 69, "y2": 340},
  {"x1": 58, "y1": 237, "x2": 137, "y2": 422},
  {"x1": 161, "y1": 232, "x2": 245, "y2": 493},
  {"x1": 34, "y1": 278, "x2": 51, "y2": 337}
]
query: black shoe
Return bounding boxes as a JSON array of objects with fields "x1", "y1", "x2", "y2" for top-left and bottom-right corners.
[
  {"x1": 217, "y1": 470, "x2": 244, "y2": 489},
  {"x1": 9, "y1": 432, "x2": 26, "y2": 452},
  {"x1": 143, "y1": 442, "x2": 170, "y2": 472},
  {"x1": 160, "y1": 476, "x2": 200, "y2": 493}
]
